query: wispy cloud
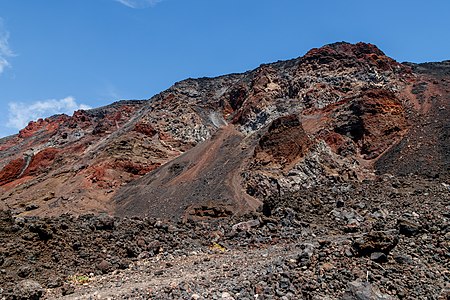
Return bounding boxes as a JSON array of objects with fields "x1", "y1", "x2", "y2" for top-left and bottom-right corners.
[
  {"x1": 6, "y1": 96, "x2": 91, "y2": 130},
  {"x1": 115, "y1": 0, "x2": 163, "y2": 9},
  {"x1": 0, "y1": 18, "x2": 14, "y2": 75},
  {"x1": 100, "y1": 81, "x2": 121, "y2": 100}
]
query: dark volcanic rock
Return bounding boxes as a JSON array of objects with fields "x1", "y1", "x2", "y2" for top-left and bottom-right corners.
[
  {"x1": 397, "y1": 219, "x2": 420, "y2": 236},
  {"x1": 0, "y1": 176, "x2": 448, "y2": 299},
  {"x1": 370, "y1": 252, "x2": 388, "y2": 263},
  {"x1": 0, "y1": 42, "x2": 448, "y2": 220},
  {"x1": 97, "y1": 259, "x2": 112, "y2": 274},
  {"x1": 0, "y1": 42, "x2": 448, "y2": 299},
  {"x1": 342, "y1": 280, "x2": 393, "y2": 300},
  {"x1": 28, "y1": 223, "x2": 53, "y2": 240},
  {"x1": 12, "y1": 280, "x2": 43, "y2": 300},
  {"x1": 353, "y1": 231, "x2": 398, "y2": 256},
  {"x1": 17, "y1": 265, "x2": 33, "y2": 278}
]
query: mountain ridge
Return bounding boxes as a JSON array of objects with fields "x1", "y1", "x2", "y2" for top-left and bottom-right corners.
[{"x1": 0, "y1": 42, "x2": 448, "y2": 220}]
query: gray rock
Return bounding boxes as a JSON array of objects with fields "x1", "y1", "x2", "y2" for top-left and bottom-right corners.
[
  {"x1": 47, "y1": 277, "x2": 63, "y2": 288},
  {"x1": 95, "y1": 214, "x2": 115, "y2": 230},
  {"x1": 342, "y1": 280, "x2": 393, "y2": 300},
  {"x1": 332, "y1": 208, "x2": 364, "y2": 222},
  {"x1": 232, "y1": 219, "x2": 260, "y2": 232},
  {"x1": 297, "y1": 243, "x2": 316, "y2": 267},
  {"x1": 394, "y1": 254, "x2": 414, "y2": 265},
  {"x1": 370, "y1": 252, "x2": 387, "y2": 263},
  {"x1": 13, "y1": 279, "x2": 43, "y2": 300},
  {"x1": 221, "y1": 291, "x2": 235, "y2": 299},
  {"x1": 61, "y1": 284, "x2": 75, "y2": 296}
]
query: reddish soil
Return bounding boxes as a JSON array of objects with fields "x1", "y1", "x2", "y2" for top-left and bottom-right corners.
[
  {"x1": 0, "y1": 42, "x2": 448, "y2": 220},
  {"x1": 115, "y1": 125, "x2": 262, "y2": 220},
  {"x1": 0, "y1": 42, "x2": 449, "y2": 300}
]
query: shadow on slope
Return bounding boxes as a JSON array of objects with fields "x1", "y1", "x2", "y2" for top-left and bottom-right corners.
[{"x1": 114, "y1": 125, "x2": 262, "y2": 220}]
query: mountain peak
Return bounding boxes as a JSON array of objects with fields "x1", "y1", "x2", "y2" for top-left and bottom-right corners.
[
  {"x1": 0, "y1": 43, "x2": 448, "y2": 219},
  {"x1": 306, "y1": 41, "x2": 385, "y2": 57},
  {"x1": 301, "y1": 42, "x2": 401, "y2": 72}
]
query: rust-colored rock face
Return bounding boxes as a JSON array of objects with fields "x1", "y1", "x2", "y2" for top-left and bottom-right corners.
[
  {"x1": 22, "y1": 148, "x2": 60, "y2": 177},
  {"x1": 134, "y1": 122, "x2": 157, "y2": 137},
  {"x1": 18, "y1": 115, "x2": 70, "y2": 139},
  {"x1": 330, "y1": 89, "x2": 408, "y2": 159},
  {"x1": 0, "y1": 42, "x2": 448, "y2": 219},
  {"x1": 254, "y1": 115, "x2": 311, "y2": 168},
  {"x1": 302, "y1": 42, "x2": 405, "y2": 72},
  {"x1": 0, "y1": 158, "x2": 25, "y2": 186}
]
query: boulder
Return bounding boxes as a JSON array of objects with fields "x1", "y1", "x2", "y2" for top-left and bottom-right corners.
[
  {"x1": 353, "y1": 231, "x2": 398, "y2": 256},
  {"x1": 342, "y1": 280, "x2": 393, "y2": 300},
  {"x1": 12, "y1": 280, "x2": 43, "y2": 300}
]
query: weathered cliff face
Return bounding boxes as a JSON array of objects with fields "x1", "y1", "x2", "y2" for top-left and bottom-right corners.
[
  {"x1": 0, "y1": 42, "x2": 448, "y2": 219},
  {"x1": 375, "y1": 61, "x2": 450, "y2": 178},
  {"x1": 0, "y1": 101, "x2": 150, "y2": 215}
]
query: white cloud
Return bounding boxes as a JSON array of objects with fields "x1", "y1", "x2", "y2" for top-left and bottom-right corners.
[
  {"x1": 6, "y1": 96, "x2": 91, "y2": 130},
  {"x1": 0, "y1": 18, "x2": 14, "y2": 75},
  {"x1": 115, "y1": 0, "x2": 163, "y2": 9},
  {"x1": 0, "y1": 57, "x2": 10, "y2": 74},
  {"x1": 100, "y1": 81, "x2": 121, "y2": 100}
]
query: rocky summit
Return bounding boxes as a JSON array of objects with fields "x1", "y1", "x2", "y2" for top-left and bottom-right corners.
[{"x1": 0, "y1": 42, "x2": 449, "y2": 299}]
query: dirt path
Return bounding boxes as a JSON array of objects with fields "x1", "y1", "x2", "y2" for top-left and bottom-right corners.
[{"x1": 48, "y1": 243, "x2": 299, "y2": 299}]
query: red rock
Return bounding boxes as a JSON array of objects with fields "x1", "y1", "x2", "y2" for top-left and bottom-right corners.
[
  {"x1": 117, "y1": 161, "x2": 160, "y2": 176},
  {"x1": 0, "y1": 158, "x2": 25, "y2": 186},
  {"x1": 22, "y1": 148, "x2": 60, "y2": 177},
  {"x1": 134, "y1": 122, "x2": 157, "y2": 137},
  {"x1": 19, "y1": 119, "x2": 47, "y2": 139},
  {"x1": 254, "y1": 115, "x2": 312, "y2": 168},
  {"x1": 331, "y1": 89, "x2": 408, "y2": 159},
  {"x1": 0, "y1": 43, "x2": 447, "y2": 218}
]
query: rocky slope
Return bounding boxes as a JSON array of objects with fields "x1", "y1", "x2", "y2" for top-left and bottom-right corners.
[
  {"x1": 0, "y1": 42, "x2": 449, "y2": 299},
  {"x1": 0, "y1": 176, "x2": 448, "y2": 299},
  {"x1": 1, "y1": 42, "x2": 447, "y2": 220}
]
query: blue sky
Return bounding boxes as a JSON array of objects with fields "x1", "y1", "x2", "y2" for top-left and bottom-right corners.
[{"x1": 0, "y1": 0, "x2": 449, "y2": 138}]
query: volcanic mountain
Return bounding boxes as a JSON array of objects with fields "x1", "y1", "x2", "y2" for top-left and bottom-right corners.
[{"x1": 0, "y1": 42, "x2": 448, "y2": 220}]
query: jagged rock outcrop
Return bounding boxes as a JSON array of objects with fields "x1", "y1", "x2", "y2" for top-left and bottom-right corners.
[
  {"x1": 0, "y1": 42, "x2": 448, "y2": 219},
  {"x1": 253, "y1": 115, "x2": 312, "y2": 168}
]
